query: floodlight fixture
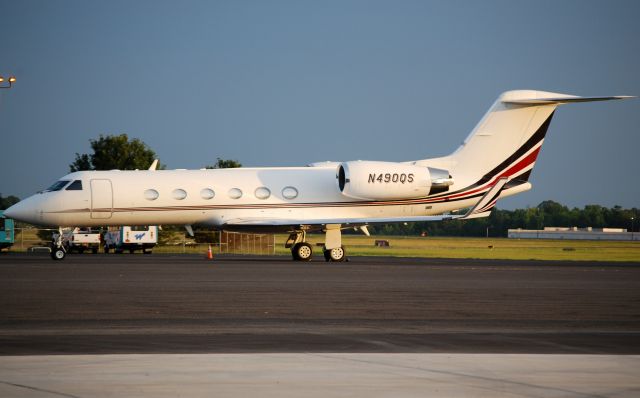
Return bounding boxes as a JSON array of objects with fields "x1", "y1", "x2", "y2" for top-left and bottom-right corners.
[{"x1": 0, "y1": 75, "x2": 16, "y2": 89}]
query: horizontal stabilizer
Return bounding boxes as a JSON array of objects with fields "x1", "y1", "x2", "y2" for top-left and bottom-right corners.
[{"x1": 503, "y1": 96, "x2": 634, "y2": 105}]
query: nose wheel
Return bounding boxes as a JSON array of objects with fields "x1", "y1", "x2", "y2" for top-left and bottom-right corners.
[
  {"x1": 50, "y1": 227, "x2": 67, "y2": 260},
  {"x1": 51, "y1": 247, "x2": 66, "y2": 260}
]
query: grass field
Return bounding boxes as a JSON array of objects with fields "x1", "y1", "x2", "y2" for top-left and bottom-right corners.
[
  {"x1": 275, "y1": 234, "x2": 640, "y2": 262},
  {"x1": 6, "y1": 229, "x2": 639, "y2": 262}
]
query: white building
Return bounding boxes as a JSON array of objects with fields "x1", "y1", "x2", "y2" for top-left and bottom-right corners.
[{"x1": 508, "y1": 227, "x2": 639, "y2": 241}]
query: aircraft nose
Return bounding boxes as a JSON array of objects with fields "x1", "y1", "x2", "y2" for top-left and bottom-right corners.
[
  {"x1": 4, "y1": 198, "x2": 39, "y2": 224},
  {"x1": 3, "y1": 203, "x2": 20, "y2": 219}
]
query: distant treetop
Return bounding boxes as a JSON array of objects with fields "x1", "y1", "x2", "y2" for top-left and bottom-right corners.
[
  {"x1": 0, "y1": 194, "x2": 20, "y2": 210},
  {"x1": 205, "y1": 158, "x2": 242, "y2": 169},
  {"x1": 70, "y1": 134, "x2": 164, "y2": 171}
]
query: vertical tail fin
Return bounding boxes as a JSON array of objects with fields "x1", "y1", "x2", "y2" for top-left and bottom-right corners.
[
  {"x1": 417, "y1": 90, "x2": 632, "y2": 192},
  {"x1": 449, "y1": 90, "x2": 560, "y2": 187}
]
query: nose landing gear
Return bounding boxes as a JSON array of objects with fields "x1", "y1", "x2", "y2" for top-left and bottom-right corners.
[{"x1": 50, "y1": 227, "x2": 67, "y2": 260}]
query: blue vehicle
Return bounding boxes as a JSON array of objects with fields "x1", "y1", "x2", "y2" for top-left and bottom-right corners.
[{"x1": 0, "y1": 210, "x2": 15, "y2": 251}]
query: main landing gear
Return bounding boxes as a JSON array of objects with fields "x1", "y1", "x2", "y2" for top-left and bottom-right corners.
[
  {"x1": 323, "y1": 246, "x2": 346, "y2": 262},
  {"x1": 286, "y1": 224, "x2": 346, "y2": 262}
]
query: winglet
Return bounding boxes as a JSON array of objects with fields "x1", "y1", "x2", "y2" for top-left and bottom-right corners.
[
  {"x1": 149, "y1": 159, "x2": 159, "y2": 171},
  {"x1": 460, "y1": 177, "x2": 509, "y2": 220}
]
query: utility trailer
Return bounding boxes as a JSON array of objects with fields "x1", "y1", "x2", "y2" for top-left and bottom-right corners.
[
  {"x1": 104, "y1": 226, "x2": 158, "y2": 254},
  {"x1": 0, "y1": 211, "x2": 15, "y2": 251}
]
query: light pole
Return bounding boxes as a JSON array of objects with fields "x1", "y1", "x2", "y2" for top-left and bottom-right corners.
[
  {"x1": 0, "y1": 75, "x2": 16, "y2": 89},
  {"x1": 632, "y1": 217, "x2": 635, "y2": 241}
]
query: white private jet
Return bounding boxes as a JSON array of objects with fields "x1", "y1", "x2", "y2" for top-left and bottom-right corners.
[{"x1": 5, "y1": 90, "x2": 633, "y2": 261}]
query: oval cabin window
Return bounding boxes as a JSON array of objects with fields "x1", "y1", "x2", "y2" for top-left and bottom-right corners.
[
  {"x1": 144, "y1": 189, "x2": 159, "y2": 201},
  {"x1": 200, "y1": 188, "x2": 215, "y2": 200},
  {"x1": 282, "y1": 186, "x2": 298, "y2": 200},
  {"x1": 254, "y1": 187, "x2": 271, "y2": 200},
  {"x1": 172, "y1": 189, "x2": 187, "y2": 200},
  {"x1": 228, "y1": 188, "x2": 243, "y2": 199}
]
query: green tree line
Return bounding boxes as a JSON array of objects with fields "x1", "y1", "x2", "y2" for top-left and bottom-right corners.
[{"x1": 370, "y1": 200, "x2": 639, "y2": 237}]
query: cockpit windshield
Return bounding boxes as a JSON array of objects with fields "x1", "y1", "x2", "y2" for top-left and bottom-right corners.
[
  {"x1": 66, "y1": 180, "x2": 83, "y2": 190},
  {"x1": 45, "y1": 180, "x2": 71, "y2": 192}
]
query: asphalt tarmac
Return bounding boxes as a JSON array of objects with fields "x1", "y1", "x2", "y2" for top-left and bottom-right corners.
[{"x1": 1, "y1": 253, "x2": 639, "y2": 355}]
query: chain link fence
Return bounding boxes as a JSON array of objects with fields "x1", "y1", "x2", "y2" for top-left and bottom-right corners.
[
  {"x1": 11, "y1": 228, "x2": 55, "y2": 252},
  {"x1": 8, "y1": 228, "x2": 275, "y2": 255}
]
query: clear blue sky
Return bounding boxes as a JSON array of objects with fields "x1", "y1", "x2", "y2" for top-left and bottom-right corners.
[{"x1": 1, "y1": 0, "x2": 638, "y2": 209}]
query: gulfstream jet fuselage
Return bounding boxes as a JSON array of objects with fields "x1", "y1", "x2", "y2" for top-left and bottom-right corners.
[{"x1": 5, "y1": 90, "x2": 633, "y2": 261}]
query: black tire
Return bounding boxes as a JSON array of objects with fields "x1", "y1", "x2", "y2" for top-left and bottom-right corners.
[
  {"x1": 326, "y1": 246, "x2": 346, "y2": 262},
  {"x1": 129, "y1": 248, "x2": 135, "y2": 254},
  {"x1": 323, "y1": 249, "x2": 331, "y2": 262},
  {"x1": 91, "y1": 248, "x2": 98, "y2": 254},
  {"x1": 78, "y1": 247, "x2": 85, "y2": 254},
  {"x1": 292, "y1": 242, "x2": 313, "y2": 261},
  {"x1": 104, "y1": 245, "x2": 110, "y2": 254},
  {"x1": 51, "y1": 248, "x2": 66, "y2": 261}
]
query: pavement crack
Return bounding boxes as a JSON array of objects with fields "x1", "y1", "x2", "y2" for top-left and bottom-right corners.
[
  {"x1": 0, "y1": 379, "x2": 83, "y2": 398},
  {"x1": 308, "y1": 354, "x2": 609, "y2": 398}
]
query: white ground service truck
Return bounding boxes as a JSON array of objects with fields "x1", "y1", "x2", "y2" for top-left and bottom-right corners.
[
  {"x1": 103, "y1": 226, "x2": 158, "y2": 254},
  {"x1": 52, "y1": 227, "x2": 101, "y2": 254}
]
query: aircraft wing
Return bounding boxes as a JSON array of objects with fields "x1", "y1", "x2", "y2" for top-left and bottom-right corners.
[{"x1": 223, "y1": 214, "x2": 465, "y2": 228}]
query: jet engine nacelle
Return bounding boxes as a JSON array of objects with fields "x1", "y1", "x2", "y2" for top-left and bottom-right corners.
[{"x1": 337, "y1": 161, "x2": 453, "y2": 200}]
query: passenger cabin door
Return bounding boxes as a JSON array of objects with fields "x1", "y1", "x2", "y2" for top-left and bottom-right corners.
[{"x1": 90, "y1": 179, "x2": 113, "y2": 219}]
